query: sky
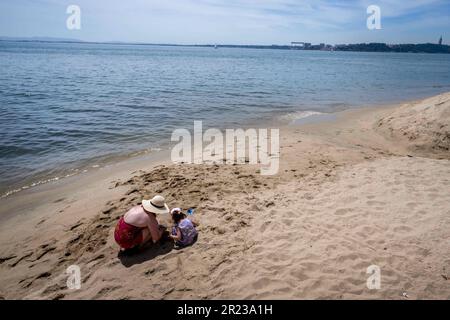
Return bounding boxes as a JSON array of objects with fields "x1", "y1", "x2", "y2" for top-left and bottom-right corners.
[{"x1": 0, "y1": 0, "x2": 448, "y2": 45}]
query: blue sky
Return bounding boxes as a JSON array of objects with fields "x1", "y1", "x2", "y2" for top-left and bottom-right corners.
[{"x1": 0, "y1": 0, "x2": 448, "y2": 44}]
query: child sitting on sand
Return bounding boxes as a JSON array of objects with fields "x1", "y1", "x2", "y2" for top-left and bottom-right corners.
[{"x1": 170, "y1": 208, "x2": 198, "y2": 248}]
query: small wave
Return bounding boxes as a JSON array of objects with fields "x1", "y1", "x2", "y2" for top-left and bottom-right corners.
[
  {"x1": 279, "y1": 110, "x2": 324, "y2": 123},
  {"x1": 9, "y1": 92, "x2": 49, "y2": 99},
  {"x1": 129, "y1": 147, "x2": 162, "y2": 157},
  {"x1": 0, "y1": 172, "x2": 79, "y2": 199}
]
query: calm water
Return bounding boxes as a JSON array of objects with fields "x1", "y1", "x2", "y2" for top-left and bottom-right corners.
[{"x1": 1, "y1": 41, "x2": 450, "y2": 196}]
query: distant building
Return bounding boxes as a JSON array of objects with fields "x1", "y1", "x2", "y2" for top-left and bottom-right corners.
[
  {"x1": 439, "y1": 36, "x2": 443, "y2": 45},
  {"x1": 290, "y1": 42, "x2": 311, "y2": 49}
]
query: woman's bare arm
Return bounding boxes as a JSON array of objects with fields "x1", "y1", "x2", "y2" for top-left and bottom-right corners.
[{"x1": 147, "y1": 214, "x2": 163, "y2": 243}]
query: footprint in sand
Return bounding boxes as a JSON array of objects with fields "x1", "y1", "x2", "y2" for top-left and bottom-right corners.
[
  {"x1": 42, "y1": 283, "x2": 67, "y2": 295},
  {"x1": 9, "y1": 251, "x2": 34, "y2": 268},
  {"x1": 94, "y1": 286, "x2": 121, "y2": 299},
  {"x1": 0, "y1": 255, "x2": 17, "y2": 265},
  {"x1": 367, "y1": 200, "x2": 386, "y2": 206},
  {"x1": 289, "y1": 270, "x2": 309, "y2": 282},
  {"x1": 259, "y1": 221, "x2": 272, "y2": 233},
  {"x1": 406, "y1": 202, "x2": 418, "y2": 208},
  {"x1": 342, "y1": 196, "x2": 359, "y2": 203},
  {"x1": 427, "y1": 193, "x2": 439, "y2": 200},
  {"x1": 334, "y1": 208, "x2": 353, "y2": 216},
  {"x1": 392, "y1": 226, "x2": 413, "y2": 233}
]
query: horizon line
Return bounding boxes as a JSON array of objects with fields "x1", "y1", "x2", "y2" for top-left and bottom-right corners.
[{"x1": 0, "y1": 36, "x2": 447, "y2": 47}]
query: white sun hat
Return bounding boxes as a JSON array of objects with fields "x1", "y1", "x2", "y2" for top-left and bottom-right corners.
[{"x1": 142, "y1": 195, "x2": 169, "y2": 215}]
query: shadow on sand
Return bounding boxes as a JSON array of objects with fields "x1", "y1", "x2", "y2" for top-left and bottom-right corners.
[{"x1": 117, "y1": 236, "x2": 174, "y2": 268}]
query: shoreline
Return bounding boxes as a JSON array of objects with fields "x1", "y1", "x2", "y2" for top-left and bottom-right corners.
[
  {"x1": 0, "y1": 91, "x2": 443, "y2": 220},
  {"x1": 0, "y1": 92, "x2": 449, "y2": 299},
  {"x1": 0, "y1": 92, "x2": 440, "y2": 201},
  {"x1": 0, "y1": 103, "x2": 389, "y2": 206},
  {"x1": 0, "y1": 149, "x2": 171, "y2": 224}
]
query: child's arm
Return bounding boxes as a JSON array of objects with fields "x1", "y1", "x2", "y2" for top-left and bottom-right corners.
[
  {"x1": 170, "y1": 227, "x2": 182, "y2": 241},
  {"x1": 187, "y1": 217, "x2": 199, "y2": 227}
]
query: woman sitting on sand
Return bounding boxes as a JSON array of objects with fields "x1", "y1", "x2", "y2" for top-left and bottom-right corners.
[{"x1": 114, "y1": 195, "x2": 169, "y2": 251}]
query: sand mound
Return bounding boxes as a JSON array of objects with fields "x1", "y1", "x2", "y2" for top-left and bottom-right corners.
[{"x1": 376, "y1": 93, "x2": 450, "y2": 155}]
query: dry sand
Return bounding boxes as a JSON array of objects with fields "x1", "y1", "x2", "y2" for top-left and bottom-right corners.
[{"x1": 0, "y1": 93, "x2": 449, "y2": 300}]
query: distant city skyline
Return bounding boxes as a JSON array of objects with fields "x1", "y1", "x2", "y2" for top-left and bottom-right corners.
[{"x1": 0, "y1": 0, "x2": 448, "y2": 45}]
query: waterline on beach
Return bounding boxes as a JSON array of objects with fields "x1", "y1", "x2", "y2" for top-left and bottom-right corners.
[{"x1": 0, "y1": 146, "x2": 165, "y2": 199}]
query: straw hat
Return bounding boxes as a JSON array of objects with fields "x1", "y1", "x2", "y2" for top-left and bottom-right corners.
[{"x1": 142, "y1": 195, "x2": 169, "y2": 215}]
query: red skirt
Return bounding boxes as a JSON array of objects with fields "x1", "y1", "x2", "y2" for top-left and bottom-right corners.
[{"x1": 114, "y1": 217, "x2": 144, "y2": 249}]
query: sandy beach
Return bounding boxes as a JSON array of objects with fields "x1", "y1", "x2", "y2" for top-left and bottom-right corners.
[{"x1": 0, "y1": 92, "x2": 449, "y2": 300}]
